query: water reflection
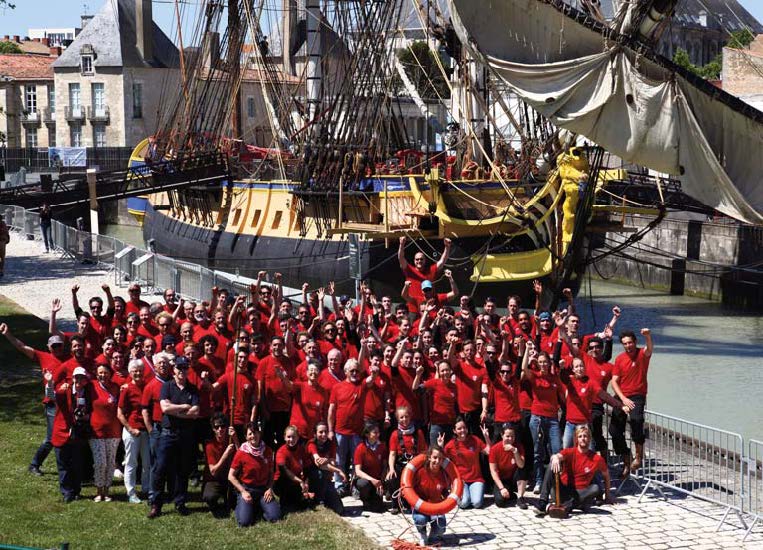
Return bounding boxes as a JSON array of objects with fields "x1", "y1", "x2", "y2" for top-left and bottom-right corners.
[{"x1": 580, "y1": 278, "x2": 763, "y2": 440}]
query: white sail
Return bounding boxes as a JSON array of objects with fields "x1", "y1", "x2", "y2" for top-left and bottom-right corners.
[{"x1": 448, "y1": 0, "x2": 763, "y2": 224}]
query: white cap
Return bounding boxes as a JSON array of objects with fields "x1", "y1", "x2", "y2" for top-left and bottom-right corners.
[{"x1": 72, "y1": 366, "x2": 89, "y2": 378}]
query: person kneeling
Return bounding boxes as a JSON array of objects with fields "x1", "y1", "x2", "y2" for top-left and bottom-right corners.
[
  {"x1": 228, "y1": 423, "x2": 281, "y2": 526},
  {"x1": 489, "y1": 426, "x2": 527, "y2": 509},
  {"x1": 535, "y1": 425, "x2": 613, "y2": 516},
  {"x1": 274, "y1": 425, "x2": 316, "y2": 514},
  {"x1": 412, "y1": 446, "x2": 450, "y2": 546}
]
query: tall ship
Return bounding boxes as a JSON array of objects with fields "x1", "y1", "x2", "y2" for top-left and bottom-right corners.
[{"x1": 129, "y1": 0, "x2": 763, "y2": 302}]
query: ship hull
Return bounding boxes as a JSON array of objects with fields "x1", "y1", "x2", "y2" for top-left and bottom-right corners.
[{"x1": 142, "y1": 201, "x2": 572, "y2": 304}]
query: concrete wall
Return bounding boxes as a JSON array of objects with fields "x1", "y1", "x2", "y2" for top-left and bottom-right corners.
[
  {"x1": 591, "y1": 215, "x2": 762, "y2": 307},
  {"x1": 122, "y1": 67, "x2": 179, "y2": 147}
]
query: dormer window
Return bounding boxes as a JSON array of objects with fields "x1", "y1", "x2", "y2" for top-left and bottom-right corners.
[{"x1": 81, "y1": 54, "x2": 94, "y2": 75}]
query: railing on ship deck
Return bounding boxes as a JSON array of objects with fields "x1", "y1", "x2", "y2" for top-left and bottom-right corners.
[{"x1": 2, "y1": 203, "x2": 762, "y2": 542}]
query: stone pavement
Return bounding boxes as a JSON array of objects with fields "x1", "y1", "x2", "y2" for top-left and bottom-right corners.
[{"x1": 340, "y1": 487, "x2": 763, "y2": 549}]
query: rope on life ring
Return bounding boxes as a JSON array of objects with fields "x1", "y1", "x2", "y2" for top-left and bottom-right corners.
[{"x1": 399, "y1": 453, "x2": 463, "y2": 516}]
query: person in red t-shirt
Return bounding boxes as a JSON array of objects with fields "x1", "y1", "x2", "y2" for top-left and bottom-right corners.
[
  {"x1": 447, "y1": 340, "x2": 490, "y2": 435},
  {"x1": 353, "y1": 422, "x2": 389, "y2": 512},
  {"x1": 610, "y1": 328, "x2": 653, "y2": 477},
  {"x1": 306, "y1": 421, "x2": 344, "y2": 515},
  {"x1": 489, "y1": 425, "x2": 527, "y2": 508},
  {"x1": 213, "y1": 348, "x2": 258, "y2": 440},
  {"x1": 117, "y1": 359, "x2": 150, "y2": 503},
  {"x1": 411, "y1": 446, "x2": 450, "y2": 546},
  {"x1": 398, "y1": 235, "x2": 451, "y2": 313},
  {"x1": 386, "y1": 406, "x2": 427, "y2": 510},
  {"x1": 202, "y1": 413, "x2": 239, "y2": 513},
  {"x1": 228, "y1": 422, "x2": 281, "y2": 526},
  {"x1": 257, "y1": 336, "x2": 295, "y2": 447},
  {"x1": 0, "y1": 324, "x2": 69, "y2": 476},
  {"x1": 289, "y1": 362, "x2": 328, "y2": 440},
  {"x1": 535, "y1": 425, "x2": 613, "y2": 516},
  {"x1": 413, "y1": 360, "x2": 458, "y2": 446},
  {"x1": 444, "y1": 419, "x2": 492, "y2": 509},
  {"x1": 89, "y1": 364, "x2": 122, "y2": 502},
  {"x1": 274, "y1": 425, "x2": 315, "y2": 512}
]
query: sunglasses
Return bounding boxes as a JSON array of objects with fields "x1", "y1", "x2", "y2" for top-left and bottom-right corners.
[
  {"x1": 499, "y1": 370, "x2": 512, "y2": 375},
  {"x1": 486, "y1": 351, "x2": 497, "y2": 355},
  {"x1": 213, "y1": 425, "x2": 225, "y2": 430},
  {"x1": 588, "y1": 344, "x2": 602, "y2": 350}
]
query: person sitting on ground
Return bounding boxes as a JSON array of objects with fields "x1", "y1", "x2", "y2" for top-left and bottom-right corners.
[
  {"x1": 534, "y1": 425, "x2": 613, "y2": 516},
  {"x1": 203, "y1": 413, "x2": 239, "y2": 515},
  {"x1": 274, "y1": 425, "x2": 315, "y2": 513},
  {"x1": 306, "y1": 421, "x2": 345, "y2": 515},
  {"x1": 411, "y1": 445, "x2": 451, "y2": 546},
  {"x1": 228, "y1": 422, "x2": 281, "y2": 526},
  {"x1": 353, "y1": 422, "x2": 389, "y2": 512},
  {"x1": 489, "y1": 425, "x2": 527, "y2": 508},
  {"x1": 444, "y1": 418, "x2": 492, "y2": 509}
]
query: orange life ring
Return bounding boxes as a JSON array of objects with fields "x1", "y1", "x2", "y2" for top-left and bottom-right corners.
[{"x1": 400, "y1": 453, "x2": 463, "y2": 515}]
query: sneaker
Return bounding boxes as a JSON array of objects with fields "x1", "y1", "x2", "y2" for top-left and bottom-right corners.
[
  {"x1": 28, "y1": 465, "x2": 43, "y2": 476},
  {"x1": 147, "y1": 505, "x2": 161, "y2": 519},
  {"x1": 93, "y1": 495, "x2": 103, "y2": 503},
  {"x1": 533, "y1": 483, "x2": 541, "y2": 494},
  {"x1": 128, "y1": 495, "x2": 142, "y2": 504},
  {"x1": 176, "y1": 504, "x2": 191, "y2": 516},
  {"x1": 113, "y1": 469, "x2": 124, "y2": 480},
  {"x1": 103, "y1": 496, "x2": 112, "y2": 502},
  {"x1": 534, "y1": 501, "x2": 548, "y2": 517},
  {"x1": 517, "y1": 496, "x2": 528, "y2": 510},
  {"x1": 389, "y1": 505, "x2": 400, "y2": 515}
]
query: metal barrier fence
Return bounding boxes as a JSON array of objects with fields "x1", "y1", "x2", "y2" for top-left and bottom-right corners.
[
  {"x1": 746, "y1": 439, "x2": 763, "y2": 541},
  {"x1": 638, "y1": 410, "x2": 747, "y2": 531}
]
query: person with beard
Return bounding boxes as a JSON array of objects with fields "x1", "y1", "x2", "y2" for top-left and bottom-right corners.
[
  {"x1": 54, "y1": 335, "x2": 95, "y2": 385},
  {"x1": 118, "y1": 359, "x2": 151, "y2": 503},
  {"x1": 0, "y1": 324, "x2": 70, "y2": 476}
]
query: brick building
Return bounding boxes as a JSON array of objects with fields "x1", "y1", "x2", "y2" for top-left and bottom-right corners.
[{"x1": 722, "y1": 35, "x2": 763, "y2": 111}]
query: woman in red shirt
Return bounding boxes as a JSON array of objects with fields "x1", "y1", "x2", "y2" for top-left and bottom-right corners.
[
  {"x1": 202, "y1": 413, "x2": 239, "y2": 514},
  {"x1": 412, "y1": 446, "x2": 450, "y2": 546},
  {"x1": 353, "y1": 422, "x2": 389, "y2": 512},
  {"x1": 306, "y1": 421, "x2": 344, "y2": 514},
  {"x1": 386, "y1": 406, "x2": 427, "y2": 512},
  {"x1": 274, "y1": 425, "x2": 315, "y2": 513},
  {"x1": 488, "y1": 425, "x2": 527, "y2": 508},
  {"x1": 89, "y1": 364, "x2": 122, "y2": 502},
  {"x1": 444, "y1": 419, "x2": 491, "y2": 509},
  {"x1": 413, "y1": 360, "x2": 458, "y2": 446},
  {"x1": 117, "y1": 359, "x2": 149, "y2": 503},
  {"x1": 522, "y1": 344, "x2": 563, "y2": 492},
  {"x1": 228, "y1": 422, "x2": 281, "y2": 526}
]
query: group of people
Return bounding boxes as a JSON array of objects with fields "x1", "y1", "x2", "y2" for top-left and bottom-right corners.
[{"x1": 4, "y1": 235, "x2": 654, "y2": 545}]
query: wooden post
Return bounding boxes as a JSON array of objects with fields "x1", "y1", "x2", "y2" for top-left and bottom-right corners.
[{"x1": 87, "y1": 168, "x2": 99, "y2": 235}]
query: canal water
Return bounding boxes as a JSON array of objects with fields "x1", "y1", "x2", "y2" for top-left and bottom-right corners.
[{"x1": 102, "y1": 223, "x2": 763, "y2": 440}]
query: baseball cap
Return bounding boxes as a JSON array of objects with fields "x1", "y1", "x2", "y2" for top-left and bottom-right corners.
[
  {"x1": 173, "y1": 356, "x2": 190, "y2": 370},
  {"x1": 161, "y1": 335, "x2": 177, "y2": 347},
  {"x1": 538, "y1": 311, "x2": 552, "y2": 321},
  {"x1": 48, "y1": 335, "x2": 65, "y2": 346},
  {"x1": 421, "y1": 280, "x2": 433, "y2": 290},
  {"x1": 72, "y1": 366, "x2": 89, "y2": 378}
]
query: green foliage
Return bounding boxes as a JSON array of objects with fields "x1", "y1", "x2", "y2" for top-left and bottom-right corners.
[
  {"x1": 0, "y1": 296, "x2": 380, "y2": 550},
  {"x1": 727, "y1": 29, "x2": 755, "y2": 49},
  {"x1": 397, "y1": 41, "x2": 450, "y2": 100},
  {"x1": 0, "y1": 40, "x2": 22, "y2": 54},
  {"x1": 672, "y1": 48, "x2": 721, "y2": 80}
]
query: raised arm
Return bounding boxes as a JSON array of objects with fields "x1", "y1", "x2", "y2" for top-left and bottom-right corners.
[
  {"x1": 411, "y1": 364, "x2": 425, "y2": 391},
  {"x1": 532, "y1": 279, "x2": 543, "y2": 315},
  {"x1": 0, "y1": 323, "x2": 36, "y2": 360},
  {"x1": 401, "y1": 280, "x2": 412, "y2": 303},
  {"x1": 562, "y1": 287, "x2": 575, "y2": 315},
  {"x1": 642, "y1": 327, "x2": 653, "y2": 358},
  {"x1": 444, "y1": 269, "x2": 458, "y2": 300},
  {"x1": 102, "y1": 283, "x2": 116, "y2": 313},
  {"x1": 71, "y1": 285, "x2": 83, "y2": 317},
  {"x1": 435, "y1": 237, "x2": 452, "y2": 273},
  {"x1": 328, "y1": 281, "x2": 340, "y2": 319},
  {"x1": 49, "y1": 298, "x2": 63, "y2": 337},
  {"x1": 398, "y1": 236, "x2": 409, "y2": 271}
]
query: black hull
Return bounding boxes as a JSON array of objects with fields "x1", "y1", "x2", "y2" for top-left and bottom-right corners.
[{"x1": 143, "y1": 202, "x2": 582, "y2": 304}]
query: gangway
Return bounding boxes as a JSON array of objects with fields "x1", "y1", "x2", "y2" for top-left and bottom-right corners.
[{"x1": 0, "y1": 152, "x2": 230, "y2": 210}]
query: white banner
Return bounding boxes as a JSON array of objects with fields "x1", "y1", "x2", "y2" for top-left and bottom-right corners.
[{"x1": 49, "y1": 147, "x2": 87, "y2": 168}]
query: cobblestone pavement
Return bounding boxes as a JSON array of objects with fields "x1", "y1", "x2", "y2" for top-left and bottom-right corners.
[{"x1": 341, "y1": 488, "x2": 762, "y2": 549}]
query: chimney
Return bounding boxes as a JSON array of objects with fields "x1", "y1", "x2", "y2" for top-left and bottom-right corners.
[
  {"x1": 49, "y1": 46, "x2": 62, "y2": 58},
  {"x1": 698, "y1": 10, "x2": 707, "y2": 27},
  {"x1": 33, "y1": 38, "x2": 40, "y2": 42},
  {"x1": 81, "y1": 15, "x2": 93, "y2": 29},
  {"x1": 42, "y1": 38, "x2": 50, "y2": 47},
  {"x1": 13, "y1": 35, "x2": 20, "y2": 42},
  {"x1": 135, "y1": 0, "x2": 153, "y2": 62}
]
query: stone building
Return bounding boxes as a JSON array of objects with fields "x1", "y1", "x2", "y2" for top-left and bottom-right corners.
[
  {"x1": 51, "y1": 0, "x2": 180, "y2": 149},
  {"x1": 0, "y1": 51, "x2": 57, "y2": 147},
  {"x1": 722, "y1": 35, "x2": 763, "y2": 111}
]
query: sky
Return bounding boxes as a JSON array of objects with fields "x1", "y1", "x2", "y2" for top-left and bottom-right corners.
[{"x1": 1, "y1": 0, "x2": 762, "y2": 40}]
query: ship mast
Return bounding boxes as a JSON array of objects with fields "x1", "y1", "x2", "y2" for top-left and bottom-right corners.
[
  {"x1": 228, "y1": 0, "x2": 242, "y2": 139},
  {"x1": 306, "y1": 0, "x2": 322, "y2": 138}
]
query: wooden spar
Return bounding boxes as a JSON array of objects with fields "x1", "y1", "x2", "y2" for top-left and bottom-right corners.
[
  {"x1": 228, "y1": 0, "x2": 242, "y2": 139},
  {"x1": 173, "y1": 0, "x2": 189, "y2": 127}
]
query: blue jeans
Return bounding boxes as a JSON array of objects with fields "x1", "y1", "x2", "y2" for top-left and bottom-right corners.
[
  {"x1": 54, "y1": 441, "x2": 87, "y2": 500},
  {"x1": 428, "y1": 424, "x2": 453, "y2": 447},
  {"x1": 412, "y1": 511, "x2": 446, "y2": 541},
  {"x1": 459, "y1": 481, "x2": 485, "y2": 509},
  {"x1": 529, "y1": 414, "x2": 561, "y2": 486},
  {"x1": 41, "y1": 222, "x2": 52, "y2": 251},
  {"x1": 151, "y1": 429, "x2": 195, "y2": 508},
  {"x1": 334, "y1": 432, "x2": 360, "y2": 489},
  {"x1": 563, "y1": 422, "x2": 594, "y2": 450},
  {"x1": 235, "y1": 485, "x2": 282, "y2": 526},
  {"x1": 31, "y1": 402, "x2": 56, "y2": 468}
]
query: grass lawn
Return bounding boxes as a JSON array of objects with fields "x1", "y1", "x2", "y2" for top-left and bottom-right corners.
[{"x1": 0, "y1": 295, "x2": 381, "y2": 550}]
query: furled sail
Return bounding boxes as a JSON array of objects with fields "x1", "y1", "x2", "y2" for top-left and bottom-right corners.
[{"x1": 448, "y1": 0, "x2": 763, "y2": 224}]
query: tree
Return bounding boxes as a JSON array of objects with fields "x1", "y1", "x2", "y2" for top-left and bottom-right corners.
[
  {"x1": 728, "y1": 29, "x2": 755, "y2": 49},
  {"x1": 397, "y1": 41, "x2": 450, "y2": 100},
  {"x1": 672, "y1": 48, "x2": 721, "y2": 80},
  {"x1": 0, "y1": 41, "x2": 22, "y2": 54}
]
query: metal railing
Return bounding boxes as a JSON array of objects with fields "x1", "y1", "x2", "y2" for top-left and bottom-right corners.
[
  {"x1": 637, "y1": 410, "x2": 747, "y2": 531},
  {"x1": 746, "y1": 439, "x2": 763, "y2": 541}
]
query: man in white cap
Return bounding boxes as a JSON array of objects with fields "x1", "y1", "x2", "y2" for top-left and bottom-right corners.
[{"x1": 0, "y1": 323, "x2": 70, "y2": 476}]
